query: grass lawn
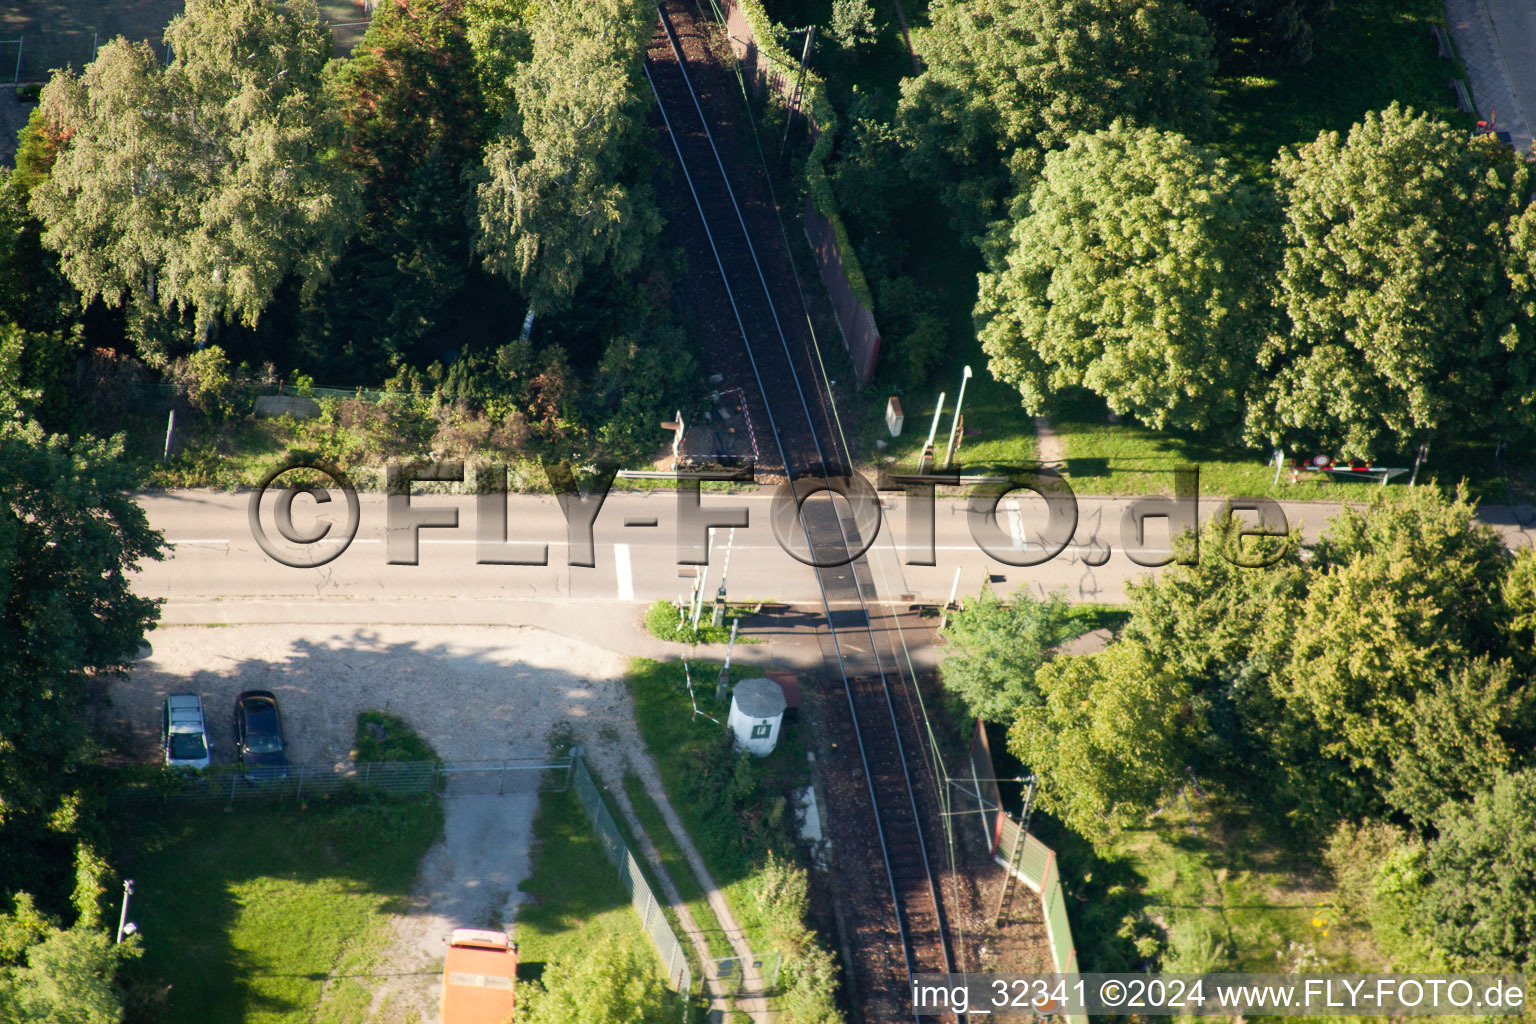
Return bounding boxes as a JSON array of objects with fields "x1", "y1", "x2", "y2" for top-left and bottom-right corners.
[
  {"x1": 111, "y1": 796, "x2": 442, "y2": 1024},
  {"x1": 1210, "y1": 0, "x2": 1473, "y2": 178},
  {"x1": 1035, "y1": 794, "x2": 1385, "y2": 979},
  {"x1": 517, "y1": 770, "x2": 711, "y2": 1021},
  {"x1": 1049, "y1": 389, "x2": 1527, "y2": 503},
  {"x1": 514, "y1": 785, "x2": 662, "y2": 985},
  {"x1": 622, "y1": 773, "x2": 735, "y2": 963},
  {"x1": 624, "y1": 659, "x2": 812, "y2": 962},
  {"x1": 885, "y1": 364, "x2": 1040, "y2": 474}
]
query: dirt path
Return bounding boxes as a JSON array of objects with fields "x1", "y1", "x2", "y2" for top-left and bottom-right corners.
[
  {"x1": 1033, "y1": 415, "x2": 1065, "y2": 467},
  {"x1": 581, "y1": 713, "x2": 772, "y2": 1022},
  {"x1": 608, "y1": 769, "x2": 769, "y2": 1022}
]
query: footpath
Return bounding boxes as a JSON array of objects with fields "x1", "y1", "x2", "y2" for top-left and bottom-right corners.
[{"x1": 1446, "y1": 0, "x2": 1536, "y2": 152}]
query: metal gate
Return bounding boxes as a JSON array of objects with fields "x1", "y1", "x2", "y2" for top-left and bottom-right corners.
[{"x1": 437, "y1": 758, "x2": 571, "y2": 796}]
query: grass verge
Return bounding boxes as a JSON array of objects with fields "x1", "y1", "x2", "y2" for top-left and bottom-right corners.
[
  {"x1": 517, "y1": 770, "x2": 710, "y2": 1021},
  {"x1": 622, "y1": 772, "x2": 735, "y2": 963},
  {"x1": 1210, "y1": 0, "x2": 1473, "y2": 178},
  {"x1": 111, "y1": 795, "x2": 442, "y2": 1024},
  {"x1": 514, "y1": 785, "x2": 665, "y2": 982},
  {"x1": 625, "y1": 659, "x2": 846, "y2": 1023},
  {"x1": 644, "y1": 600, "x2": 760, "y2": 645}
]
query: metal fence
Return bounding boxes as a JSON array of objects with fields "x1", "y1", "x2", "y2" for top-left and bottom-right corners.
[
  {"x1": 804, "y1": 195, "x2": 881, "y2": 385},
  {"x1": 569, "y1": 753, "x2": 695, "y2": 1001},
  {"x1": 112, "y1": 757, "x2": 571, "y2": 805},
  {"x1": 967, "y1": 720, "x2": 1087, "y2": 1024}
]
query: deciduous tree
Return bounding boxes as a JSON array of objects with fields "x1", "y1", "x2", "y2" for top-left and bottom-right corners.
[
  {"x1": 897, "y1": 0, "x2": 1214, "y2": 239},
  {"x1": 939, "y1": 585, "x2": 1074, "y2": 723},
  {"x1": 1278, "y1": 489, "x2": 1527, "y2": 823},
  {"x1": 0, "y1": 401, "x2": 163, "y2": 833},
  {"x1": 307, "y1": 0, "x2": 487, "y2": 374},
  {"x1": 0, "y1": 914, "x2": 132, "y2": 1024},
  {"x1": 30, "y1": 0, "x2": 359, "y2": 346},
  {"x1": 517, "y1": 938, "x2": 675, "y2": 1024},
  {"x1": 1250, "y1": 105, "x2": 1534, "y2": 458},
  {"x1": 1422, "y1": 769, "x2": 1536, "y2": 970},
  {"x1": 976, "y1": 123, "x2": 1271, "y2": 431},
  {"x1": 1010, "y1": 641, "x2": 1203, "y2": 840},
  {"x1": 475, "y1": 0, "x2": 659, "y2": 313}
]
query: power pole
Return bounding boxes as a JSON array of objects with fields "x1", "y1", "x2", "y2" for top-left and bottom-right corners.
[
  {"x1": 116, "y1": 879, "x2": 136, "y2": 943},
  {"x1": 779, "y1": 27, "x2": 815, "y2": 163}
]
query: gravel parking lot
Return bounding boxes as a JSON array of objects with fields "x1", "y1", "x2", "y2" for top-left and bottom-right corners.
[
  {"x1": 110, "y1": 621, "x2": 641, "y2": 1022},
  {"x1": 112, "y1": 623, "x2": 632, "y2": 765}
]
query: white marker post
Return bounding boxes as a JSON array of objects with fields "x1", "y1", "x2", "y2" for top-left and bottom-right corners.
[
  {"x1": 942, "y1": 366, "x2": 973, "y2": 470},
  {"x1": 716, "y1": 620, "x2": 739, "y2": 702}
]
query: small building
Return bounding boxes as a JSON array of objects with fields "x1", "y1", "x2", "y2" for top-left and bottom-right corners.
[
  {"x1": 728, "y1": 677, "x2": 787, "y2": 756},
  {"x1": 766, "y1": 671, "x2": 802, "y2": 724}
]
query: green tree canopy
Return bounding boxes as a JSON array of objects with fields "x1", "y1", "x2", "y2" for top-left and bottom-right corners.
[
  {"x1": 1384, "y1": 658, "x2": 1533, "y2": 825},
  {"x1": 0, "y1": 405, "x2": 163, "y2": 831},
  {"x1": 1250, "y1": 104, "x2": 1534, "y2": 458},
  {"x1": 465, "y1": 0, "x2": 532, "y2": 115},
  {"x1": 30, "y1": 0, "x2": 360, "y2": 345},
  {"x1": 1278, "y1": 489, "x2": 1528, "y2": 824},
  {"x1": 1010, "y1": 641, "x2": 1203, "y2": 840},
  {"x1": 897, "y1": 0, "x2": 1214, "y2": 238},
  {"x1": 0, "y1": 910, "x2": 132, "y2": 1024},
  {"x1": 1422, "y1": 769, "x2": 1536, "y2": 970},
  {"x1": 976, "y1": 123, "x2": 1271, "y2": 432},
  {"x1": 305, "y1": 0, "x2": 487, "y2": 375},
  {"x1": 474, "y1": 0, "x2": 659, "y2": 313},
  {"x1": 517, "y1": 938, "x2": 676, "y2": 1024},
  {"x1": 939, "y1": 585, "x2": 1074, "y2": 723}
]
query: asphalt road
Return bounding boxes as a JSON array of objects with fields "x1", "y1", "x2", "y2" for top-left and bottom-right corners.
[{"x1": 134, "y1": 487, "x2": 1536, "y2": 620}]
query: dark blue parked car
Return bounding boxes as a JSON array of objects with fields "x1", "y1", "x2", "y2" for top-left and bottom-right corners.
[{"x1": 233, "y1": 691, "x2": 288, "y2": 780}]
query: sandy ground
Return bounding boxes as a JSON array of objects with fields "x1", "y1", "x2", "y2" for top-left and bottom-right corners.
[{"x1": 111, "y1": 622, "x2": 643, "y2": 1023}]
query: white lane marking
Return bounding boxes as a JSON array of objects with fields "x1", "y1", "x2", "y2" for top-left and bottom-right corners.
[
  {"x1": 167, "y1": 539, "x2": 231, "y2": 544},
  {"x1": 615, "y1": 543, "x2": 635, "y2": 602},
  {"x1": 1004, "y1": 498, "x2": 1025, "y2": 551}
]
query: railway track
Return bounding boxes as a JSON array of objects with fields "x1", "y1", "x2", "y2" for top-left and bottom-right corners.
[{"x1": 643, "y1": 4, "x2": 961, "y2": 1018}]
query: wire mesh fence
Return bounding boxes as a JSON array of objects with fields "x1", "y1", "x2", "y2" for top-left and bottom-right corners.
[
  {"x1": 111, "y1": 757, "x2": 571, "y2": 806},
  {"x1": 569, "y1": 753, "x2": 695, "y2": 1004}
]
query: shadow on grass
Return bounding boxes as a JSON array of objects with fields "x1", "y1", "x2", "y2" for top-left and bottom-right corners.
[
  {"x1": 110, "y1": 631, "x2": 664, "y2": 1024},
  {"x1": 1210, "y1": 0, "x2": 1474, "y2": 178},
  {"x1": 112, "y1": 793, "x2": 442, "y2": 1024}
]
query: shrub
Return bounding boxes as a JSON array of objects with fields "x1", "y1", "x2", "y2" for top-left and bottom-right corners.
[
  {"x1": 352, "y1": 710, "x2": 438, "y2": 763},
  {"x1": 168, "y1": 344, "x2": 235, "y2": 416}
]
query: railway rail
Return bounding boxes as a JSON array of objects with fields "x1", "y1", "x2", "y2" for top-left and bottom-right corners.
[{"x1": 643, "y1": 4, "x2": 962, "y2": 1018}]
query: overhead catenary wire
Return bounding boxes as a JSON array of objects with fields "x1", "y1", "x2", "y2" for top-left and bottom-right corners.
[{"x1": 644, "y1": 9, "x2": 957, "y2": 1007}]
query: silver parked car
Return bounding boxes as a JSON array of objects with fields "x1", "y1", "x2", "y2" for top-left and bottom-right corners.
[{"x1": 161, "y1": 693, "x2": 211, "y2": 770}]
